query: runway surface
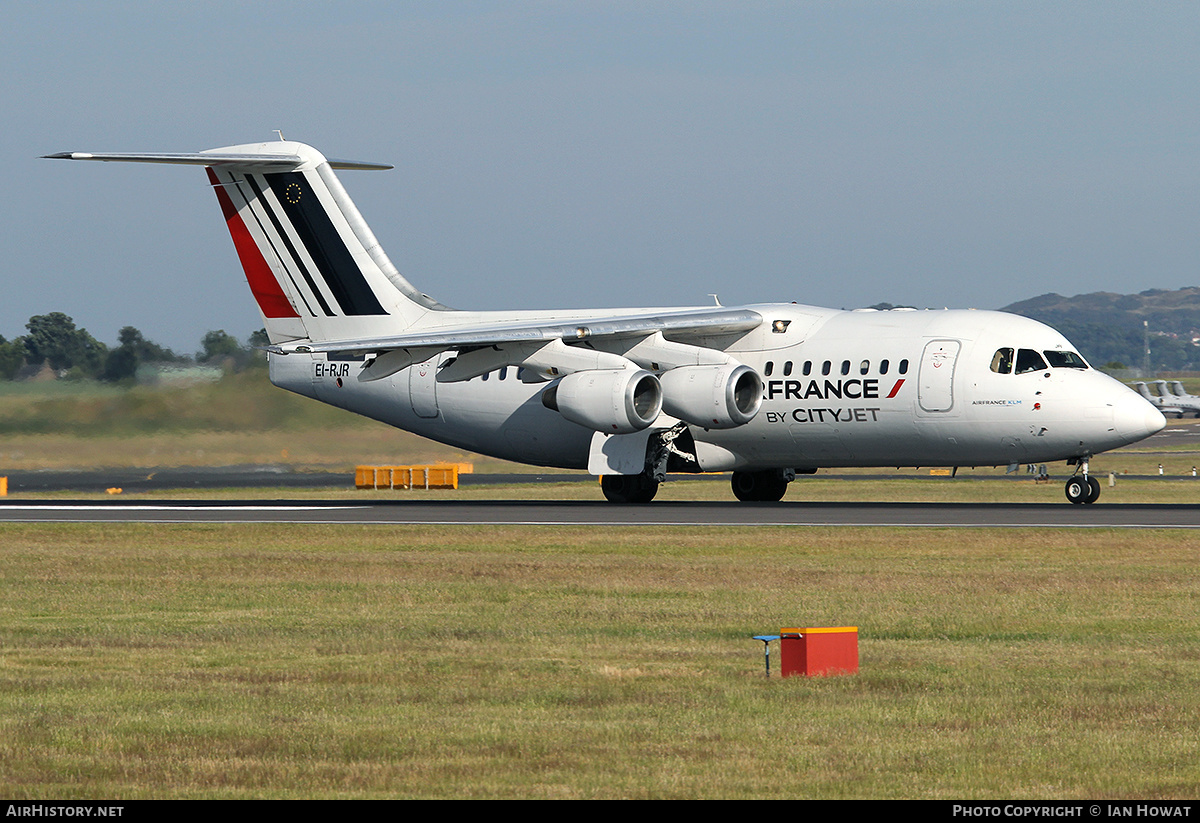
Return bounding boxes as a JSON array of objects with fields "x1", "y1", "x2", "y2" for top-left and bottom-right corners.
[{"x1": 2, "y1": 499, "x2": 1198, "y2": 527}]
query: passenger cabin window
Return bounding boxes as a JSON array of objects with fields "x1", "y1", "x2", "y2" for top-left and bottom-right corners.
[
  {"x1": 802, "y1": 361, "x2": 812, "y2": 376},
  {"x1": 899, "y1": 359, "x2": 909, "y2": 375},
  {"x1": 764, "y1": 361, "x2": 774, "y2": 376},
  {"x1": 499, "y1": 367, "x2": 508, "y2": 380},
  {"x1": 783, "y1": 361, "x2": 793, "y2": 376},
  {"x1": 990, "y1": 347, "x2": 1014, "y2": 374},
  {"x1": 1015, "y1": 349, "x2": 1048, "y2": 374},
  {"x1": 821, "y1": 361, "x2": 832, "y2": 376},
  {"x1": 1044, "y1": 350, "x2": 1088, "y2": 369},
  {"x1": 840, "y1": 360, "x2": 851, "y2": 376},
  {"x1": 859, "y1": 360, "x2": 870, "y2": 375},
  {"x1": 880, "y1": 359, "x2": 890, "y2": 375}
]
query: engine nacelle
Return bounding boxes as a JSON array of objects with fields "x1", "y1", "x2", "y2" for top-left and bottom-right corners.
[
  {"x1": 659, "y1": 363, "x2": 762, "y2": 429},
  {"x1": 542, "y1": 369, "x2": 663, "y2": 434}
]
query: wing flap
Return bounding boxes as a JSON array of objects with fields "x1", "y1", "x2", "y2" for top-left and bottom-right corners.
[{"x1": 275, "y1": 308, "x2": 763, "y2": 355}]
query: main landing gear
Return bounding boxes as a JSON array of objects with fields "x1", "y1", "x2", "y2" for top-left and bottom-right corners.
[
  {"x1": 731, "y1": 469, "x2": 795, "y2": 502},
  {"x1": 1064, "y1": 457, "x2": 1101, "y2": 505},
  {"x1": 600, "y1": 468, "x2": 799, "y2": 504}
]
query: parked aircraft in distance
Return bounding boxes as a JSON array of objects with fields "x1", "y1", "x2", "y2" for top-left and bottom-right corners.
[
  {"x1": 1168, "y1": 380, "x2": 1194, "y2": 399},
  {"x1": 1135, "y1": 381, "x2": 1200, "y2": 418},
  {"x1": 1158, "y1": 379, "x2": 1200, "y2": 416},
  {"x1": 47, "y1": 140, "x2": 1166, "y2": 504}
]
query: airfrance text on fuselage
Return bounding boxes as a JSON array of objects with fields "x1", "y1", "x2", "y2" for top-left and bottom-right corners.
[{"x1": 764, "y1": 378, "x2": 882, "y2": 401}]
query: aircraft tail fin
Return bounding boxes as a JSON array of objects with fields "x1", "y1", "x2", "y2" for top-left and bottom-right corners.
[
  {"x1": 46, "y1": 142, "x2": 450, "y2": 344},
  {"x1": 1135, "y1": 382, "x2": 1155, "y2": 401}
]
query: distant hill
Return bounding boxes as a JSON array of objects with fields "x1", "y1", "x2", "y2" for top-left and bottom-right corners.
[{"x1": 1000, "y1": 288, "x2": 1200, "y2": 371}]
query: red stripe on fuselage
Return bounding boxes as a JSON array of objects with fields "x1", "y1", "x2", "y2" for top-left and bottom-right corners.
[
  {"x1": 886, "y1": 379, "x2": 905, "y2": 399},
  {"x1": 207, "y1": 168, "x2": 300, "y2": 319}
]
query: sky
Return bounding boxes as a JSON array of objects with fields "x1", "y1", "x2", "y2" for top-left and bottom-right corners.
[{"x1": 3, "y1": 1, "x2": 1199, "y2": 353}]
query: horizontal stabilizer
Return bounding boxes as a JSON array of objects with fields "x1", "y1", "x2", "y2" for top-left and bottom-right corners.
[{"x1": 43, "y1": 151, "x2": 392, "y2": 171}]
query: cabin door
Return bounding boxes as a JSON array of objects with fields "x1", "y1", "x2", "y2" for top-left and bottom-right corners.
[{"x1": 918, "y1": 339, "x2": 961, "y2": 413}]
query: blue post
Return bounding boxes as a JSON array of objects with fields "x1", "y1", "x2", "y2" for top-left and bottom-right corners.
[{"x1": 753, "y1": 635, "x2": 780, "y2": 677}]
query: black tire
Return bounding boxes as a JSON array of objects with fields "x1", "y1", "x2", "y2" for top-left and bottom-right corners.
[
  {"x1": 731, "y1": 470, "x2": 789, "y2": 503},
  {"x1": 601, "y1": 474, "x2": 659, "y2": 504},
  {"x1": 731, "y1": 471, "x2": 757, "y2": 502},
  {"x1": 1064, "y1": 476, "x2": 1088, "y2": 505},
  {"x1": 1084, "y1": 476, "x2": 1101, "y2": 504}
]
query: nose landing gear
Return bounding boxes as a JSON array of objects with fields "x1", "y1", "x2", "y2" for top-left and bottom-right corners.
[
  {"x1": 1065, "y1": 457, "x2": 1101, "y2": 505},
  {"x1": 601, "y1": 472, "x2": 659, "y2": 504}
]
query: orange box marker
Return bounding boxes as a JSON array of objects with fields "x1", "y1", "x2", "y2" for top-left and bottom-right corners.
[{"x1": 780, "y1": 627, "x2": 858, "y2": 677}]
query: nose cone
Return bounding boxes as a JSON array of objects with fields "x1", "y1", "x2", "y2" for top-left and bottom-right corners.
[{"x1": 1113, "y1": 389, "x2": 1167, "y2": 444}]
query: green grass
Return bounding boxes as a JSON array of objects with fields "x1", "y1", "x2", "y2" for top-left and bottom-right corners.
[
  {"x1": 2, "y1": 378, "x2": 1198, "y2": 797},
  {"x1": 1, "y1": 525, "x2": 1197, "y2": 798},
  {"x1": 0, "y1": 372, "x2": 503, "y2": 471}
]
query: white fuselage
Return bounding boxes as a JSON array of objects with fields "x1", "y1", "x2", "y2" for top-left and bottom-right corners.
[{"x1": 270, "y1": 303, "x2": 1164, "y2": 472}]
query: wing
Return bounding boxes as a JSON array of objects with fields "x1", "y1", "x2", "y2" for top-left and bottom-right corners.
[
  {"x1": 275, "y1": 307, "x2": 761, "y2": 354},
  {"x1": 269, "y1": 306, "x2": 765, "y2": 383}
]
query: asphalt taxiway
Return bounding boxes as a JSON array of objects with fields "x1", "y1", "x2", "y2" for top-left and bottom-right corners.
[{"x1": 1, "y1": 499, "x2": 1198, "y2": 527}]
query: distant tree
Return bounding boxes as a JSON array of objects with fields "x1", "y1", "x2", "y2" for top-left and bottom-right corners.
[
  {"x1": 198, "y1": 329, "x2": 241, "y2": 363},
  {"x1": 244, "y1": 328, "x2": 271, "y2": 369},
  {"x1": 101, "y1": 325, "x2": 183, "y2": 382},
  {"x1": 117, "y1": 326, "x2": 143, "y2": 349},
  {"x1": 23, "y1": 313, "x2": 107, "y2": 376},
  {"x1": 118, "y1": 325, "x2": 178, "y2": 360},
  {"x1": 0, "y1": 335, "x2": 24, "y2": 380},
  {"x1": 1104, "y1": 361, "x2": 1128, "y2": 370},
  {"x1": 101, "y1": 346, "x2": 139, "y2": 382}
]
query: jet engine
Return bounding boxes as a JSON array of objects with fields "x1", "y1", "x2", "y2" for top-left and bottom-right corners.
[
  {"x1": 542, "y1": 369, "x2": 663, "y2": 434},
  {"x1": 659, "y1": 363, "x2": 762, "y2": 429}
]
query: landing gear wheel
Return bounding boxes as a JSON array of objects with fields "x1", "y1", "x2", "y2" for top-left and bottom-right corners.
[
  {"x1": 731, "y1": 470, "x2": 789, "y2": 503},
  {"x1": 1064, "y1": 476, "x2": 1089, "y2": 505},
  {"x1": 1084, "y1": 476, "x2": 1101, "y2": 504},
  {"x1": 601, "y1": 473, "x2": 659, "y2": 504}
]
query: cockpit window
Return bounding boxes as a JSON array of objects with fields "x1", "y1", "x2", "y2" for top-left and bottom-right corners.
[
  {"x1": 990, "y1": 347, "x2": 1014, "y2": 374},
  {"x1": 1043, "y1": 350, "x2": 1088, "y2": 369},
  {"x1": 1015, "y1": 348, "x2": 1048, "y2": 374}
]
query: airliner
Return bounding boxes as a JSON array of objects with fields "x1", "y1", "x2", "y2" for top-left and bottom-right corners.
[
  {"x1": 46, "y1": 140, "x2": 1165, "y2": 505},
  {"x1": 1135, "y1": 380, "x2": 1200, "y2": 418}
]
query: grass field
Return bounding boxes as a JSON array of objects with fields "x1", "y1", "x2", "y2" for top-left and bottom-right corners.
[
  {"x1": 2, "y1": 376, "x2": 1200, "y2": 798},
  {"x1": 1, "y1": 524, "x2": 1198, "y2": 799},
  {"x1": 0, "y1": 372, "x2": 495, "y2": 472}
]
